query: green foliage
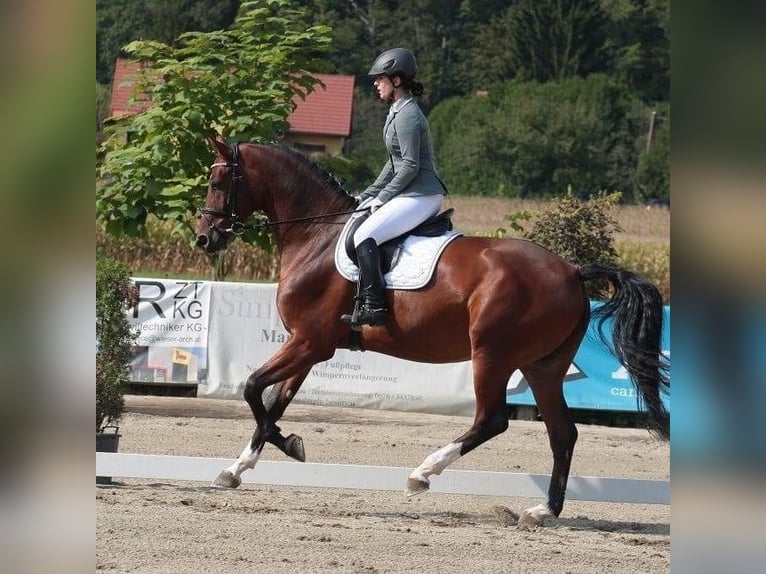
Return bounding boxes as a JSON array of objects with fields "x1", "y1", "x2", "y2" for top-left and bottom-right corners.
[
  {"x1": 97, "y1": 82, "x2": 112, "y2": 138},
  {"x1": 96, "y1": 1, "x2": 670, "y2": 207},
  {"x1": 345, "y1": 86, "x2": 389, "y2": 190},
  {"x1": 509, "y1": 0, "x2": 609, "y2": 82},
  {"x1": 634, "y1": 102, "x2": 670, "y2": 203},
  {"x1": 602, "y1": 0, "x2": 670, "y2": 103},
  {"x1": 451, "y1": 6, "x2": 517, "y2": 92},
  {"x1": 431, "y1": 75, "x2": 644, "y2": 199},
  {"x1": 96, "y1": 255, "x2": 138, "y2": 431},
  {"x1": 429, "y1": 95, "x2": 506, "y2": 196},
  {"x1": 97, "y1": 0, "x2": 332, "y2": 248},
  {"x1": 513, "y1": 189, "x2": 623, "y2": 298},
  {"x1": 96, "y1": 0, "x2": 240, "y2": 84}
]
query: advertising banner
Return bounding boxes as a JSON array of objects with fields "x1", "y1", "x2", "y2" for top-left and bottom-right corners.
[
  {"x1": 128, "y1": 279, "x2": 211, "y2": 385},
  {"x1": 126, "y1": 279, "x2": 670, "y2": 417},
  {"x1": 505, "y1": 303, "x2": 671, "y2": 413},
  {"x1": 201, "y1": 280, "x2": 477, "y2": 416}
]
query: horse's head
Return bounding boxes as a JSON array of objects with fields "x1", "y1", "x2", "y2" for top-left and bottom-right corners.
[{"x1": 196, "y1": 137, "x2": 253, "y2": 254}]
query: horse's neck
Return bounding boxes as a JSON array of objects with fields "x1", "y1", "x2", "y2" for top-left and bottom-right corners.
[{"x1": 257, "y1": 149, "x2": 349, "y2": 264}]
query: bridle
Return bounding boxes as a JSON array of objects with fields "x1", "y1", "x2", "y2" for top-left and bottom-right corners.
[
  {"x1": 199, "y1": 143, "x2": 250, "y2": 235},
  {"x1": 199, "y1": 142, "x2": 369, "y2": 236}
]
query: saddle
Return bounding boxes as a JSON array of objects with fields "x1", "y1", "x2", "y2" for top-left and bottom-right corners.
[{"x1": 344, "y1": 208, "x2": 455, "y2": 273}]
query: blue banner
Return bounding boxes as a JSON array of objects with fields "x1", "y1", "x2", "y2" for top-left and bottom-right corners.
[{"x1": 506, "y1": 303, "x2": 670, "y2": 413}]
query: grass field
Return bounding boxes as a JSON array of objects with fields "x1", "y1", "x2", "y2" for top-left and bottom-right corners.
[{"x1": 446, "y1": 196, "x2": 670, "y2": 244}]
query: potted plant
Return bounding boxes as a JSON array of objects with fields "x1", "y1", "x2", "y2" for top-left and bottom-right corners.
[{"x1": 96, "y1": 254, "x2": 138, "y2": 483}]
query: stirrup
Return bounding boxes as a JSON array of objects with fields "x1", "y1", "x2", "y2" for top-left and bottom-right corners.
[
  {"x1": 340, "y1": 283, "x2": 365, "y2": 330},
  {"x1": 340, "y1": 304, "x2": 387, "y2": 329},
  {"x1": 355, "y1": 305, "x2": 387, "y2": 326}
]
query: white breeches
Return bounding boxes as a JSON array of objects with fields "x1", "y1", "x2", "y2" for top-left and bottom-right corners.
[{"x1": 354, "y1": 194, "x2": 443, "y2": 247}]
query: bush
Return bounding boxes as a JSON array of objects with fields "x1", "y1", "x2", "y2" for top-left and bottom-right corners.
[
  {"x1": 96, "y1": 255, "x2": 138, "y2": 431},
  {"x1": 512, "y1": 189, "x2": 622, "y2": 298}
]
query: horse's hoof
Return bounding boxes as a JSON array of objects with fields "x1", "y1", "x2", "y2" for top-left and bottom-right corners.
[
  {"x1": 516, "y1": 510, "x2": 542, "y2": 531},
  {"x1": 405, "y1": 478, "x2": 430, "y2": 497},
  {"x1": 211, "y1": 470, "x2": 241, "y2": 489},
  {"x1": 284, "y1": 434, "x2": 306, "y2": 462}
]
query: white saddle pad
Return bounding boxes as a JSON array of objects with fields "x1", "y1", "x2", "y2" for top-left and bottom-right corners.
[{"x1": 334, "y1": 213, "x2": 462, "y2": 290}]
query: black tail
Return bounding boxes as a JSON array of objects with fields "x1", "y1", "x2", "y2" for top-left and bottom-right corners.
[{"x1": 580, "y1": 263, "x2": 670, "y2": 440}]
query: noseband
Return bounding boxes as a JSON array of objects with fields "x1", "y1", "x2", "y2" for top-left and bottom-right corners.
[{"x1": 200, "y1": 143, "x2": 248, "y2": 235}]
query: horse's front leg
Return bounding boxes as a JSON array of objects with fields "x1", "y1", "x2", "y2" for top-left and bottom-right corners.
[
  {"x1": 212, "y1": 341, "x2": 319, "y2": 488},
  {"x1": 211, "y1": 379, "x2": 292, "y2": 488}
]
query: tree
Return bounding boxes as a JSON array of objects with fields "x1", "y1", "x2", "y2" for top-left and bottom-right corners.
[
  {"x1": 97, "y1": 0, "x2": 332, "y2": 247},
  {"x1": 430, "y1": 75, "x2": 643, "y2": 199},
  {"x1": 509, "y1": 0, "x2": 609, "y2": 82},
  {"x1": 451, "y1": 6, "x2": 517, "y2": 94},
  {"x1": 634, "y1": 102, "x2": 669, "y2": 203},
  {"x1": 97, "y1": 0, "x2": 240, "y2": 84},
  {"x1": 602, "y1": 0, "x2": 670, "y2": 103}
]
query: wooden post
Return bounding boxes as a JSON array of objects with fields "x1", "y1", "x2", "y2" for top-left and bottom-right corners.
[{"x1": 646, "y1": 110, "x2": 657, "y2": 153}]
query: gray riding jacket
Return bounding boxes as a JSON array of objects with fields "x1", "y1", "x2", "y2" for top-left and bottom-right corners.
[{"x1": 360, "y1": 97, "x2": 446, "y2": 204}]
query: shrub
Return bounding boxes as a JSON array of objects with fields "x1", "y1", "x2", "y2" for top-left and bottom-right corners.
[
  {"x1": 96, "y1": 255, "x2": 138, "y2": 431},
  {"x1": 511, "y1": 189, "x2": 622, "y2": 298}
]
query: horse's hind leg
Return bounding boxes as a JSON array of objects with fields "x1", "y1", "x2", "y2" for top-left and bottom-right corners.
[
  {"x1": 517, "y1": 368, "x2": 577, "y2": 529},
  {"x1": 512, "y1": 296, "x2": 588, "y2": 528},
  {"x1": 406, "y1": 353, "x2": 510, "y2": 495}
]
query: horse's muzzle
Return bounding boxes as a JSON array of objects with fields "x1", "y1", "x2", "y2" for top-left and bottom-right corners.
[
  {"x1": 196, "y1": 228, "x2": 228, "y2": 254},
  {"x1": 196, "y1": 234, "x2": 210, "y2": 249}
]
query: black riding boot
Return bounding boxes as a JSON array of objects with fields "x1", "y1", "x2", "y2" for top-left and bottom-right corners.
[{"x1": 353, "y1": 238, "x2": 387, "y2": 326}]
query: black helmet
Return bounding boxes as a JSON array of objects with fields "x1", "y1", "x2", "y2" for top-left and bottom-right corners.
[{"x1": 368, "y1": 48, "x2": 418, "y2": 79}]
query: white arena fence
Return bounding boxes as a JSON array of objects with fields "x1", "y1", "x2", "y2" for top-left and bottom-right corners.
[{"x1": 96, "y1": 453, "x2": 669, "y2": 505}]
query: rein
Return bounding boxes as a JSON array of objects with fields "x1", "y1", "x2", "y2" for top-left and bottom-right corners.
[
  {"x1": 229, "y1": 208, "x2": 368, "y2": 234},
  {"x1": 200, "y1": 143, "x2": 368, "y2": 236}
]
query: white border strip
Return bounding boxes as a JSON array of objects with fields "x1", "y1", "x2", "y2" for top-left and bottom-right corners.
[{"x1": 97, "y1": 453, "x2": 669, "y2": 505}]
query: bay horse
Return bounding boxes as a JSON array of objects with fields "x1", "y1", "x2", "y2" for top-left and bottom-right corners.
[{"x1": 195, "y1": 137, "x2": 669, "y2": 528}]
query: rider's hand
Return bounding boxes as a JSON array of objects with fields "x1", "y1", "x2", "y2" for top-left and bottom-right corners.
[{"x1": 368, "y1": 198, "x2": 384, "y2": 213}]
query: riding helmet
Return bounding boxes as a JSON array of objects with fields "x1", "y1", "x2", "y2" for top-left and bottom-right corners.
[{"x1": 368, "y1": 48, "x2": 418, "y2": 80}]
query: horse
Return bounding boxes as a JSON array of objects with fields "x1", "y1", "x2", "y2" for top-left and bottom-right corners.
[{"x1": 195, "y1": 137, "x2": 670, "y2": 528}]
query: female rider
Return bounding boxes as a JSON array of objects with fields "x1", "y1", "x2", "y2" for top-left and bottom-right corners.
[{"x1": 346, "y1": 47, "x2": 447, "y2": 327}]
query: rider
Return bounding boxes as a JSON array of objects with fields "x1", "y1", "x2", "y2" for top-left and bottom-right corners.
[{"x1": 346, "y1": 47, "x2": 447, "y2": 327}]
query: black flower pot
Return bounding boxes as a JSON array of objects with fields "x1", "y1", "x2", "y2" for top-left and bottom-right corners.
[{"x1": 96, "y1": 426, "x2": 121, "y2": 485}]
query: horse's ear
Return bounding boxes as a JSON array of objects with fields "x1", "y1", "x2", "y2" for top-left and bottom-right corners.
[{"x1": 207, "y1": 135, "x2": 232, "y2": 160}]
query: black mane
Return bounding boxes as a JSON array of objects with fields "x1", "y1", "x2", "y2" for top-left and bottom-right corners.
[
  {"x1": 245, "y1": 142, "x2": 355, "y2": 203},
  {"x1": 281, "y1": 147, "x2": 353, "y2": 197}
]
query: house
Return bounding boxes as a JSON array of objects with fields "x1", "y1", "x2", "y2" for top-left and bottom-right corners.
[
  {"x1": 282, "y1": 73, "x2": 355, "y2": 156},
  {"x1": 109, "y1": 58, "x2": 355, "y2": 156}
]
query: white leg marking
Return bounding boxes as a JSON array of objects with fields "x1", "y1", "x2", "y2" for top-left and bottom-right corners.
[
  {"x1": 408, "y1": 442, "x2": 462, "y2": 485},
  {"x1": 523, "y1": 503, "x2": 553, "y2": 521},
  {"x1": 518, "y1": 502, "x2": 554, "y2": 529},
  {"x1": 224, "y1": 441, "x2": 263, "y2": 478}
]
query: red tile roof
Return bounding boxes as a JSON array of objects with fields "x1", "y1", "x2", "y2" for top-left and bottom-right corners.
[
  {"x1": 109, "y1": 59, "x2": 354, "y2": 136},
  {"x1": 288, "y1": 73, "x2": 355, "y2": 137},
  {"x1": 109, "y1": 58, "x2": 150, "y2": 116}
]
